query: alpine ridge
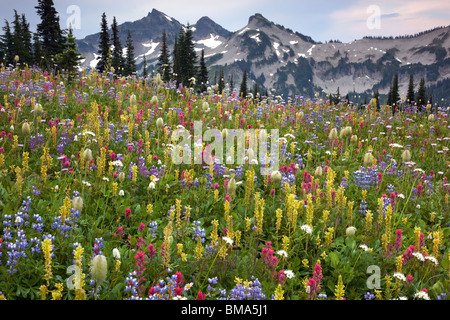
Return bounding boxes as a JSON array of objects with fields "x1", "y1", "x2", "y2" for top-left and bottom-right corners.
[{"x1": 76, "y1": 9, "x2": 450, "y2": 103}]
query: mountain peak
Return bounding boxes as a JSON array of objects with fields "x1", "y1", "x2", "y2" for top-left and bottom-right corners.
[
  {"x1": 248, "y1": 13, "x2": 273, "y2": 28},
  {"x1": 194, "y1": 16, "x2": 232, "y2": 39}
]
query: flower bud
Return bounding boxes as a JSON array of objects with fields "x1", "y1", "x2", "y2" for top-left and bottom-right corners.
[
  {"x1": 72, "y1": 196, "x2": 83, "y2": 212},
  {"x1": 346, "y1": 226, "x2": 357, "y2": 238},
  {"x1": 363, "y1": 152, "x2": 375, "y2": 167},
  {"x1": 22, "y1": 122, "x2": 31, "y2": 136},
  {"x1": 271, "y1": 171, "x2": 282, "y2": 184},
  {"x1": 156, "y1": 118, "x2": 164, "y2": 130},
  {"x1": 401, "y1": 150, "x2": 411, "y2": 163},
  {"x1": 329, "y1": 128, "x2": 338, "y2": 140},
  {"x1": 428, "y1": 114, "x2": 435, "y2": 122},
  {"x1": 227, "y1": 178, "x2": 237, "y2": 198},
  {"x1": 315, "y1": 166, "x2": 323, "y2": 177},
  {"x1": 151, "y1": 95, "x2": 159, "y2": 106},
  {"x1": 113, "y1": 248, "x2": 121, "y2": 260},
  {"x1": 129, "y1": 94, "x2": 137, "y2": 106},
  {"x1": 350, "y1": 135, "x2": 358, "y2": 144},
  {"x1": 34, "y1": 103, "x2": 44, "y2": 116},
  {"x1": 83, "y1": 148, "x2": 93, "y2": 162},
  {"x1": 90, "y1": 254, "x2": 107, "y2": 284},
  {"x1": 118, "y1": 171, "x2": 125, "y2": 183}
]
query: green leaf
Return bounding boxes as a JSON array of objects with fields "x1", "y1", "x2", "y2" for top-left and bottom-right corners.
[{"x1": 329, "y1": 251, "x2": 340, "y2": 268}]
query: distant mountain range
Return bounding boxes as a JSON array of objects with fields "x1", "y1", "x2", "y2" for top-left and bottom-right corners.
[{"x1": 76, "y1": 9, "x2": 450, "y2": 104}]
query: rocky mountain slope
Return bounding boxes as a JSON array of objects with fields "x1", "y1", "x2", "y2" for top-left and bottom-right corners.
[{"x1": 76, "y1": 9, "x2": 450, "y2": 103}]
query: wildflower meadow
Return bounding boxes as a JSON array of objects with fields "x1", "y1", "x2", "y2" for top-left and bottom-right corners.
[{"x1": 0, "y1": 64, "x2": 449, "y2": 301}]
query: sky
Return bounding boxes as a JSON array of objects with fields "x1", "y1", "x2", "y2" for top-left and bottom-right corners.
[{"x1": 1, "y1": 0, "x2": 450, "y2": 43}]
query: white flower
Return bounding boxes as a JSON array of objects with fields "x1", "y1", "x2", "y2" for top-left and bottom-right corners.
[
  {"x1": 398, "y1": 296, "x2": 408, "y2": 300},
  {"x1": 103, "y1": 177, "x2": 109, "y2": 182},
  {"x1": 393, "y1": 273, "x2": 406, "y2": 281},
  {"x1": 416, "y1": 204, "x2": 421, "y2": 209},
  {"x1": 111, "y1": 160, "x2": 123, "y2": 167},
  {"x1": 425, "y1": 256, "x2": 438, "y2": 266},
  {"x1": 184, "y1": 283, "x2": 193, "y2": 291},
  {"x1": 300, "y1": 224, "x2": 312, "y2": 234},
  {"x1": 172, "y1": 295, "x2": 187, "y2": 300},
  {"x1": 15, "y1": 216, "x2": 23, "y2": 224},
  {"x1": 277, "y1": 250, "x2": 288, "y2": 258},
  {"x1": 222, "y1": 237, "x2": 233, "y2": 245},
  {"x1": 359, "y1": 244, "x2": 370, "y2": 252},
  {"x1": 148, "y1": 181, "x2": 156, "y2": 190},
  {"x1": 113, "y1": 248, "x2": 121, "y2": 260},
  {"x1": 412, "y1": 252, "x2": 425, "y2": 261},
  {"x1": 82, "y1": 131, "x2": 95, "y2": 137},
  {"x1": 414, "y1": 291, "x2": 430, "y2": 300},
  {"x1": 305, "y1": 286, "x2": 311, "y2": 293},
  {"x1": 284, "y1": 270, "x2": 295, "y2": 279},
  {"x1": 397, "y1": 193, "x2": 405, "y2": 199},
  {"x1": 118, "y1": 190, "x2": 125, "y2": 196},
  {"x1": 389, "y1": 143, "x2": 403, "y2": 148},
  {"x1": 81, "y1": 180, "x2": 91, "y2": 187}
]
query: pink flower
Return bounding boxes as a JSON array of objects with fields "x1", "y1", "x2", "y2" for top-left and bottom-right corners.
[
  {"x1": 197, "y1": 291, "x2": 206, "y2": 300},
  {"x1": 113, "y1": 226, "x2": 124, "y2": 237},
  {"x1": 148, "y1": 244, "x2": 156, "y2": 259},
  {"x1": 125, "y1": 208, "x2": 131, "y2": 220},
  {"x1": 416, "y1": 184, "x2": 423, "y2": 197}
]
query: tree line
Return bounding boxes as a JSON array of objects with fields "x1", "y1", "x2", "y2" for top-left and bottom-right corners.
[
  {"x1": 0, "y1": 0, "x2": 252, "y2": 96},
  {"x1": 0, "y1": 0, "x2": 83, "y2": 83}
]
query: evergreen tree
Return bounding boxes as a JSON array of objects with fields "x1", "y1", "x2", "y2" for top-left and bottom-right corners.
[
  {"x1": 391, "y1": 73, "x2": 400, "y2": 106},
  {"x1": 35, "y1": 0, "x2": 65, "y2": 66},
  {"x1": 142, "y1": 54, "x2": 147, "y2": 78},
  {"x1": 32, "y1": 33, "x2": 42, "y2": 66},
  {"x1": 111, "y1": 16, "x2": 125, "y2": 75},
  {"x1": 407, "y1": 74, "x2": 415, "y2": 105},
  {"x1": 218, "y1": 68, "x2": 225, "y2": 94},
  {"x1": 97, "y1": 12, "x2": 110, "y2": 73},
  {"x1": 178, "y1": 24, "x2": 197, "y2": 86},
  {"x1": 0, "y1": 20, "x2": 14, "y2": 65},
  {"x1": 229, "y1": 74, "x2": 234, "y2": 92},
  {"x1": 172, "y1": 31, "x2": 181, "y2": 84},
  {"x1": 252, "y1": 82, "x2": 259, "y2": 99},
  {"x1": 124, "y1": 30, "x2": 136, "y2": 76},
  {"x1": 55, "y1": 26, "x2": 84, "y2": 84},
  {"x1": 20, "y1": 14, "x2": 33, "y2": 65},
  {"x1": 240, "y1": 70, "x2": 248, "y2": 99},
  {"x1": 11, "y1": 12, "x2": 33, "y2": 65},
  {"x1": 387, "y1": 85, "x2": 393, "y2": 106},
  {"x1": 157, "y1": 30, "x2": 171, "y2": 82},
  {"x1": 197, "y1": 48, "x2": 208, "y2": 93},
  {"x1": 12, "y1": 11, "x2": 27, "y2": 64},
  {"x1": 416, "y1": 77, "x2": 426, "y2": 111}
]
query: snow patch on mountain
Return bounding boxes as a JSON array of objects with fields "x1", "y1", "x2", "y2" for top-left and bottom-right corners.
[{"x1": 196, "y1": 34, "x2": 222, "y2": 49}]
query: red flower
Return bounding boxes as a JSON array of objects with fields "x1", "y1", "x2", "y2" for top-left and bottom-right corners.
[
  {"x1": 197, "y1": 291, "x2": 206, "y2": 300},
  {"x1": 125, "y1": 208, "x2": 131, "y2": 220}
]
